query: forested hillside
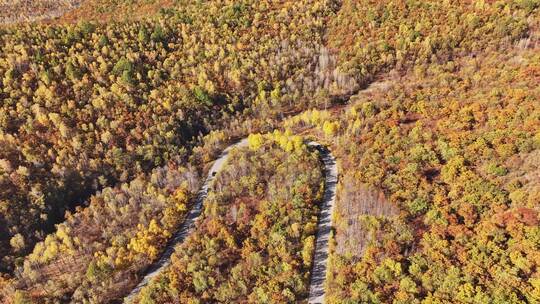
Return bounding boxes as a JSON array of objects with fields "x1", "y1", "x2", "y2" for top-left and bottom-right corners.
[
  {"x1": 0, "y1": 0, "x2": 539, "y2": 303},
  {"x1": 0, "y1": 0, "x2": 80, "y2": 25},
  {"x1": 318, "y1": 2, "x2": 540, "y2": 303},
  {"x1": 324, "y1": 47, "x2": 540, "y2": 304},
  {"x1": 0, "y1": 0, "x2": 337, "y2": 275}
]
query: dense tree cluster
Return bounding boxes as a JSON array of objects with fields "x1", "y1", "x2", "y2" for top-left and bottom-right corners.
[
  {"x1": 328, "y1": 0, "x2": 534, "y2": 85},
  {"x1": 134, "y1": 134, "x2": 324, "y2": 303},
  {"x1": 323, "y1": 47, "x2": 540, "y2": 303},
  {"x1": 6, "y1": 161, "x2": 199, "y2": 302},
  {"x1": 0, "y1": 0, "x2": 338, "y2": 274}
]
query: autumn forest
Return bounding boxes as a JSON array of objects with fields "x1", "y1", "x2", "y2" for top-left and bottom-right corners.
[{"x1": 0, "y1": 0, "x2": 539, "y2": 303}]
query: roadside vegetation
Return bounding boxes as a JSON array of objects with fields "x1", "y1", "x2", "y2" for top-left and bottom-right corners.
[
  {"x1": 134, "y1": 132, "x2": 324, "y2": 303},
  {"x1": 324, "y1": 48, "x2": 540, "y2": 303}
]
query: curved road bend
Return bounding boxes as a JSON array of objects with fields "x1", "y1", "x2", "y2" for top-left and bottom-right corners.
[
  {"x1": 124, "y1": 138, "x2": 249, "y2": 303},
  {"x1": 125, "y1": 139, "x2": 338, "y2": 304}
]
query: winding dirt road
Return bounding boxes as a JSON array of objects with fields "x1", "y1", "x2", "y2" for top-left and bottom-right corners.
[
  {"x1": 124, "y1": 139, "x2": 338, "y2": 303},
  {"x1": 124, "y1": 138, "x2": 249, "y2": 302}
]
